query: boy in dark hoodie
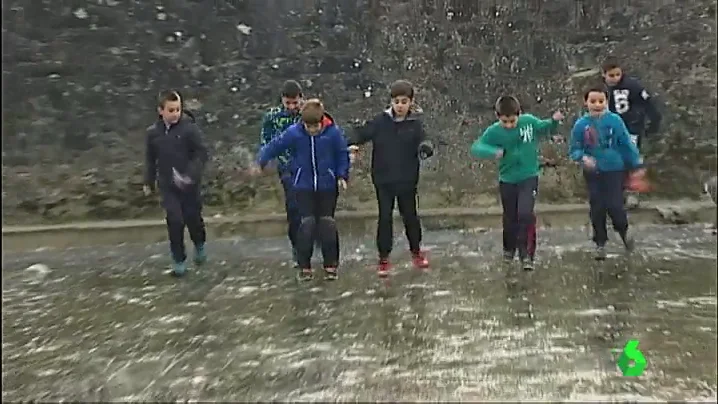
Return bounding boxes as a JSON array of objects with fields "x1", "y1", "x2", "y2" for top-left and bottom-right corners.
[
  {"x1": 144, "y1": 90, "x2": 209, "y2": 277},
  {"x1": 348, "y1": 80, "x2": 434, "y2": 277},
  {"x1": 601, "y1": 57, "x2": 662, "y2": 209},
  {"x1": 254, "y1": 99, "x2": 350, "y2": 281}
]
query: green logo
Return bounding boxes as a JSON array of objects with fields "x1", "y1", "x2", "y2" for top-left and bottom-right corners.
[{"x1": 617, "y1": 339, "x2": 647, "y2": 376}]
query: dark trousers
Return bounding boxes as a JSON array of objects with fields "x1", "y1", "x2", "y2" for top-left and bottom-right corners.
[
  {"x1": 295, "y1": 190, "x2": 339, "y2": 268},
  {"x1": 375, "y1": 182, "x2": 422, "y2": 258},
  {"x1": 279, "y1": 173, "x2": 301, "y2": 252},
  {"x1": 584, "y1": 170, "x2": 629, "y2": 246},
  {"x1": 161, "y1": 186, "x2": 206, "y2": 263},
  {"x1": 499, "y1": 176, "x2": 538, "y2": 260}
]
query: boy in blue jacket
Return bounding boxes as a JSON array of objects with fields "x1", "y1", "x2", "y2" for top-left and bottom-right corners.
[
  {"x1": 254, "y1": 99, "x2": 350, "y2": 280},
  {"x1": 569, "y1": 86, "x2": 645, "y2": 260}
]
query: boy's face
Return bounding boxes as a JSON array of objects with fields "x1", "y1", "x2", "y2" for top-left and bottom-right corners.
[
  {"x1": 602, "y1": 67, "x2": 623, "y2": 86},
  {"x1": 585, "y1": 91, "x2": 607, "y2": 116},
  {"x1": 282, "y1": 96, "x2": 302, "y2": 114},
  {"x1": 391, "y1": 96, "x2": 412, "y2": 117},
  {"x1": 304, "y1": 122, "x2": 322, "y2": 135},
  {"x1": 158, "y1": 100, "x2": 182, "y2": 124},
  {"x1": 497, "y1": 114, "x2": 519, "y2": 129}
]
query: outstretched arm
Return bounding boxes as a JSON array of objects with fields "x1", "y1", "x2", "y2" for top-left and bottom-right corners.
[{"x1": 257, "y1": 130, "x2": 295, "y2": 168}]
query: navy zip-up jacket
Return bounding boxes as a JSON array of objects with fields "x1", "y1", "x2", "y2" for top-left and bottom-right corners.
[
  {"x1": 257, "y1": 114, "x2": 350, "y2": 191},
  {"x1": 144, "y1": 114, "x2": 208, "y2": 191},
  {"x1": 606, "y1": 75, "x2": 662, "y2": 137}
]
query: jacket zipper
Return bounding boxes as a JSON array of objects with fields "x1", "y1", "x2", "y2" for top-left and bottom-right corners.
[
  {"x1": 293, "y1": 168, "x2": 302, "y2": 186},
  {"x1": 310, "y1": 136, "x2": 318, "y2": 190}
]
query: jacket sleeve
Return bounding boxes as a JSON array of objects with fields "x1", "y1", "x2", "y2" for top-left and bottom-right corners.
[
  {"x1": 470, "y1": 126, "x2": 501, "y2": 159},
  {"x1": 259, "y1": 111, "x2": 275, "y2": 149},
  {"x1": 144, "y1": 127, "x2": 157, "y2": 189},
  {"x1": 568, "y1": 121, "x2": 586, "y2": 162},
  {"x1": 257, "y1": 128, "x2": 294, "y2": 168},
  {"x1": 630, "y1": 79, "x2": 662, "y2": 135},
  {"x1": 614, "y1": 116, "x2": 643, "y2": 169},
  {"x1": 526, "y1": 113, "x2": 560, "y2": 139},
  {"x1": 416, "y1": 120, "x2": 436, "y2": 155},
  {"x1": 348, "y1": 116, "x2": 377, "y2": 146},
  {"x1": 186, "y1": 123, "x2": 209, "y2": 183},
  {"x1": 333, "y1": 127, "x2": 351, "y2": 180}
]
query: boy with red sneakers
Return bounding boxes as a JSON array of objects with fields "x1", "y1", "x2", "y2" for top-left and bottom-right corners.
[{"x1": 348, "y1": 80, "x2": 435, "y2": 277}]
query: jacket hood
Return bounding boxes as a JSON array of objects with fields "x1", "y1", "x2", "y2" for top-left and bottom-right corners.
[{"x1": 383, "y1": 104, "x2": 424, "y2": 121}]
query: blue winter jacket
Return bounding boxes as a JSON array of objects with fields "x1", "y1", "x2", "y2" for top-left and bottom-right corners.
[
  {"x1": 257, "y1": 115, "x2": 350, "y2": 191},
  {"x1": 569, "y1": 111, "x2": 643, "y2": 172}
]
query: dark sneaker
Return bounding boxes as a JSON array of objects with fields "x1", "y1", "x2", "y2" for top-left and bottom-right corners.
[
  {"x1": 620, "y1": 231, "x2": 635, "y2": 253},
  {"x1": 171, "y1": 260, "x2": 187, "y2": 277},
  {"x1": 521, "y1": 258, "x2": 535, "y2": 271},
  {"x1": 503, "y1": 250, "x2": 515, "y2": 262},
  {"x1": 324, "y1": 267, "x2": 338, "y2": 281},
  {"x1": 297, "y1": 268, "x2": 313, "y2": 281},
  {"x1": 411, "y1": 250, "x2": 430, "y2": 269},
  {"x1": 193, "y1": 244, "x2": 207, "y2": 265},
  {"x1": 377, "y1": 259, "x2": 391, "y2": 278},
  {"x1": 595, "y1": 245, "x2": 607, "y2": 261}
]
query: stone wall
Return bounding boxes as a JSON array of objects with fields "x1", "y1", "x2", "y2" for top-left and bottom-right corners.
[{"x1": 2, "y1": 0, "x2": 716, "y2": 224}]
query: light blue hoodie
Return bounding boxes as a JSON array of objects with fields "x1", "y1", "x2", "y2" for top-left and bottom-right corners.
[{"x1": 569, "y1": 111, "x2": 643, "y2": 172}]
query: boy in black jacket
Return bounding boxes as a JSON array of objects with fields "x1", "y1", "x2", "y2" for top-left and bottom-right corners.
[
  {"x1": 144, "y1": 90, "x2": 209, "y2": 277},
  {"x1": 601, "y1": 57, "x2": 662, "y2": 209},
  {"x1": 349, "y1": 80, "x2": 434, "y2": 277}
]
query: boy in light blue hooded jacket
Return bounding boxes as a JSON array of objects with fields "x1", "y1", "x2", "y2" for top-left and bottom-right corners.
[{"x1": 569, "y1": 86, "x2": 645, "y2": 260}]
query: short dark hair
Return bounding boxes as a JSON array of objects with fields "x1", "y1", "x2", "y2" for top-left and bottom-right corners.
[
  {"x1": 584, "y1": 85, "x2": 608, "y2": 100},
  {"x1": 390, "y1": 80, "x2": 414, "y2": 99},
  {"x1": 601, "y1": 57, "x2": 622, "y2": 73},
  {"x1": 494, "y1": 96, "x2": 521, "y2": 117},
  {"x1": 158, "y1": 90, "x2": 181, "y2": 108},
  {"x1": 301, "y1": 98, "x2": 324, "y2": 124},
  {"x1": 281, "y1": 80, "x2": 303, "y2": 98}
]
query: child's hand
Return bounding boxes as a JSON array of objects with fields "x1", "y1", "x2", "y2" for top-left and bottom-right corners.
[
  {"x1": 337, "y1": 178, "x2": 348, "y2": 190},
  {"x1": 247, "y1": 164, "x2": 262, "y2": 177},
  {"x1": 142, "y1": 185, "x2": 152, "y2": 196},
  {"x1": 348, "y1": 145, "x2": 359, "y2": 164},
  {"x1": 552, "y1": 110, "x2": 565, "y2": 121},
  {"x1": 582, "y1": 155, "x2": 596, "y2": 170},
  {"x1": 495, "y1": 149, "x2": 504, "y2": 159}
]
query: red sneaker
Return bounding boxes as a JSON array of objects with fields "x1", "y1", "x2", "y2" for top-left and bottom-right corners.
[
  {"x1": 377, "y1": 259, "x2": 391, "y2": 277},
  {"x1": 411, "y1": 250, "x2": 429, "y2": 269}
]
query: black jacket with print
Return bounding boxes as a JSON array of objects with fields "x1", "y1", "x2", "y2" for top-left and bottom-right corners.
[
  {"x1": 144, "y1": 113, "x2": 209, "y2": 191},
  {"x1": 349, "y1": 107, "x2": 434, "y2": 185}
]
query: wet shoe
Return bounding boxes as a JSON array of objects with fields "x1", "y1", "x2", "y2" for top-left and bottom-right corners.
[
  {"x1": 625, "y1": 193, "x2": 640, "y2": 210},
  {"x1": 503, "y1": 250, "x2": 515, "y2": 262},
  {"x1": 193, "y1": 244, "x2": 207, "y2": 265},
  {"x1": 377, "y1": 258, "x2": 391, "y2": 277},
  {"x1": 171, "y1": 260, "x2": 187, "y2": 277},
  {"x1": 620, "y1": 231, "x2": 635, "y2": 253},
  {"x1": 324, "y1": 267, "x2": 338, "y2": 281},
  {"x1": 521, "y1": 258, "x2": 535, "y2": 271},
  {"x1": 595, "y1": 245, "x2": 607, "y2": 261},
  {"x1": 297, "y1": 268, "x2": 313, "y2": 281},
  {"x1": 411, "y1": 250, "x2": 430, "y2": 269}
]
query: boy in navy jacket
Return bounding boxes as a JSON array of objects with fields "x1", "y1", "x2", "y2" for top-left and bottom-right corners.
[
  {"x1": 144, "y1": 90, "x2": 209, "y2": 277},
  {"x1": 569, "y1": 86, "x2": 645, "y2": 260},
  {"x1": 255, "y1": 99, "x2": 350, "y2": 280}
]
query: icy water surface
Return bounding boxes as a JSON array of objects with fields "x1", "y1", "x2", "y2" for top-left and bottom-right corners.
[{"x1": 2, "y1": 224, "x2": 717, "y2": 401}]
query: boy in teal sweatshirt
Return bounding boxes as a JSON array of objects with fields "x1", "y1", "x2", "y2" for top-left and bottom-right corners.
[
  {"x1": 470, "y1": 96, "x2": 564, "y2": 270},
  {"x1": 569, "y1": 86, "x2": 644, "y2": 260}
]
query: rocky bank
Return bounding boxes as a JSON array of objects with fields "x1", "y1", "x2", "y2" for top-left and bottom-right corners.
[{"x1": 2, "y1": 0, "x2": 716, "y2": 224}]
